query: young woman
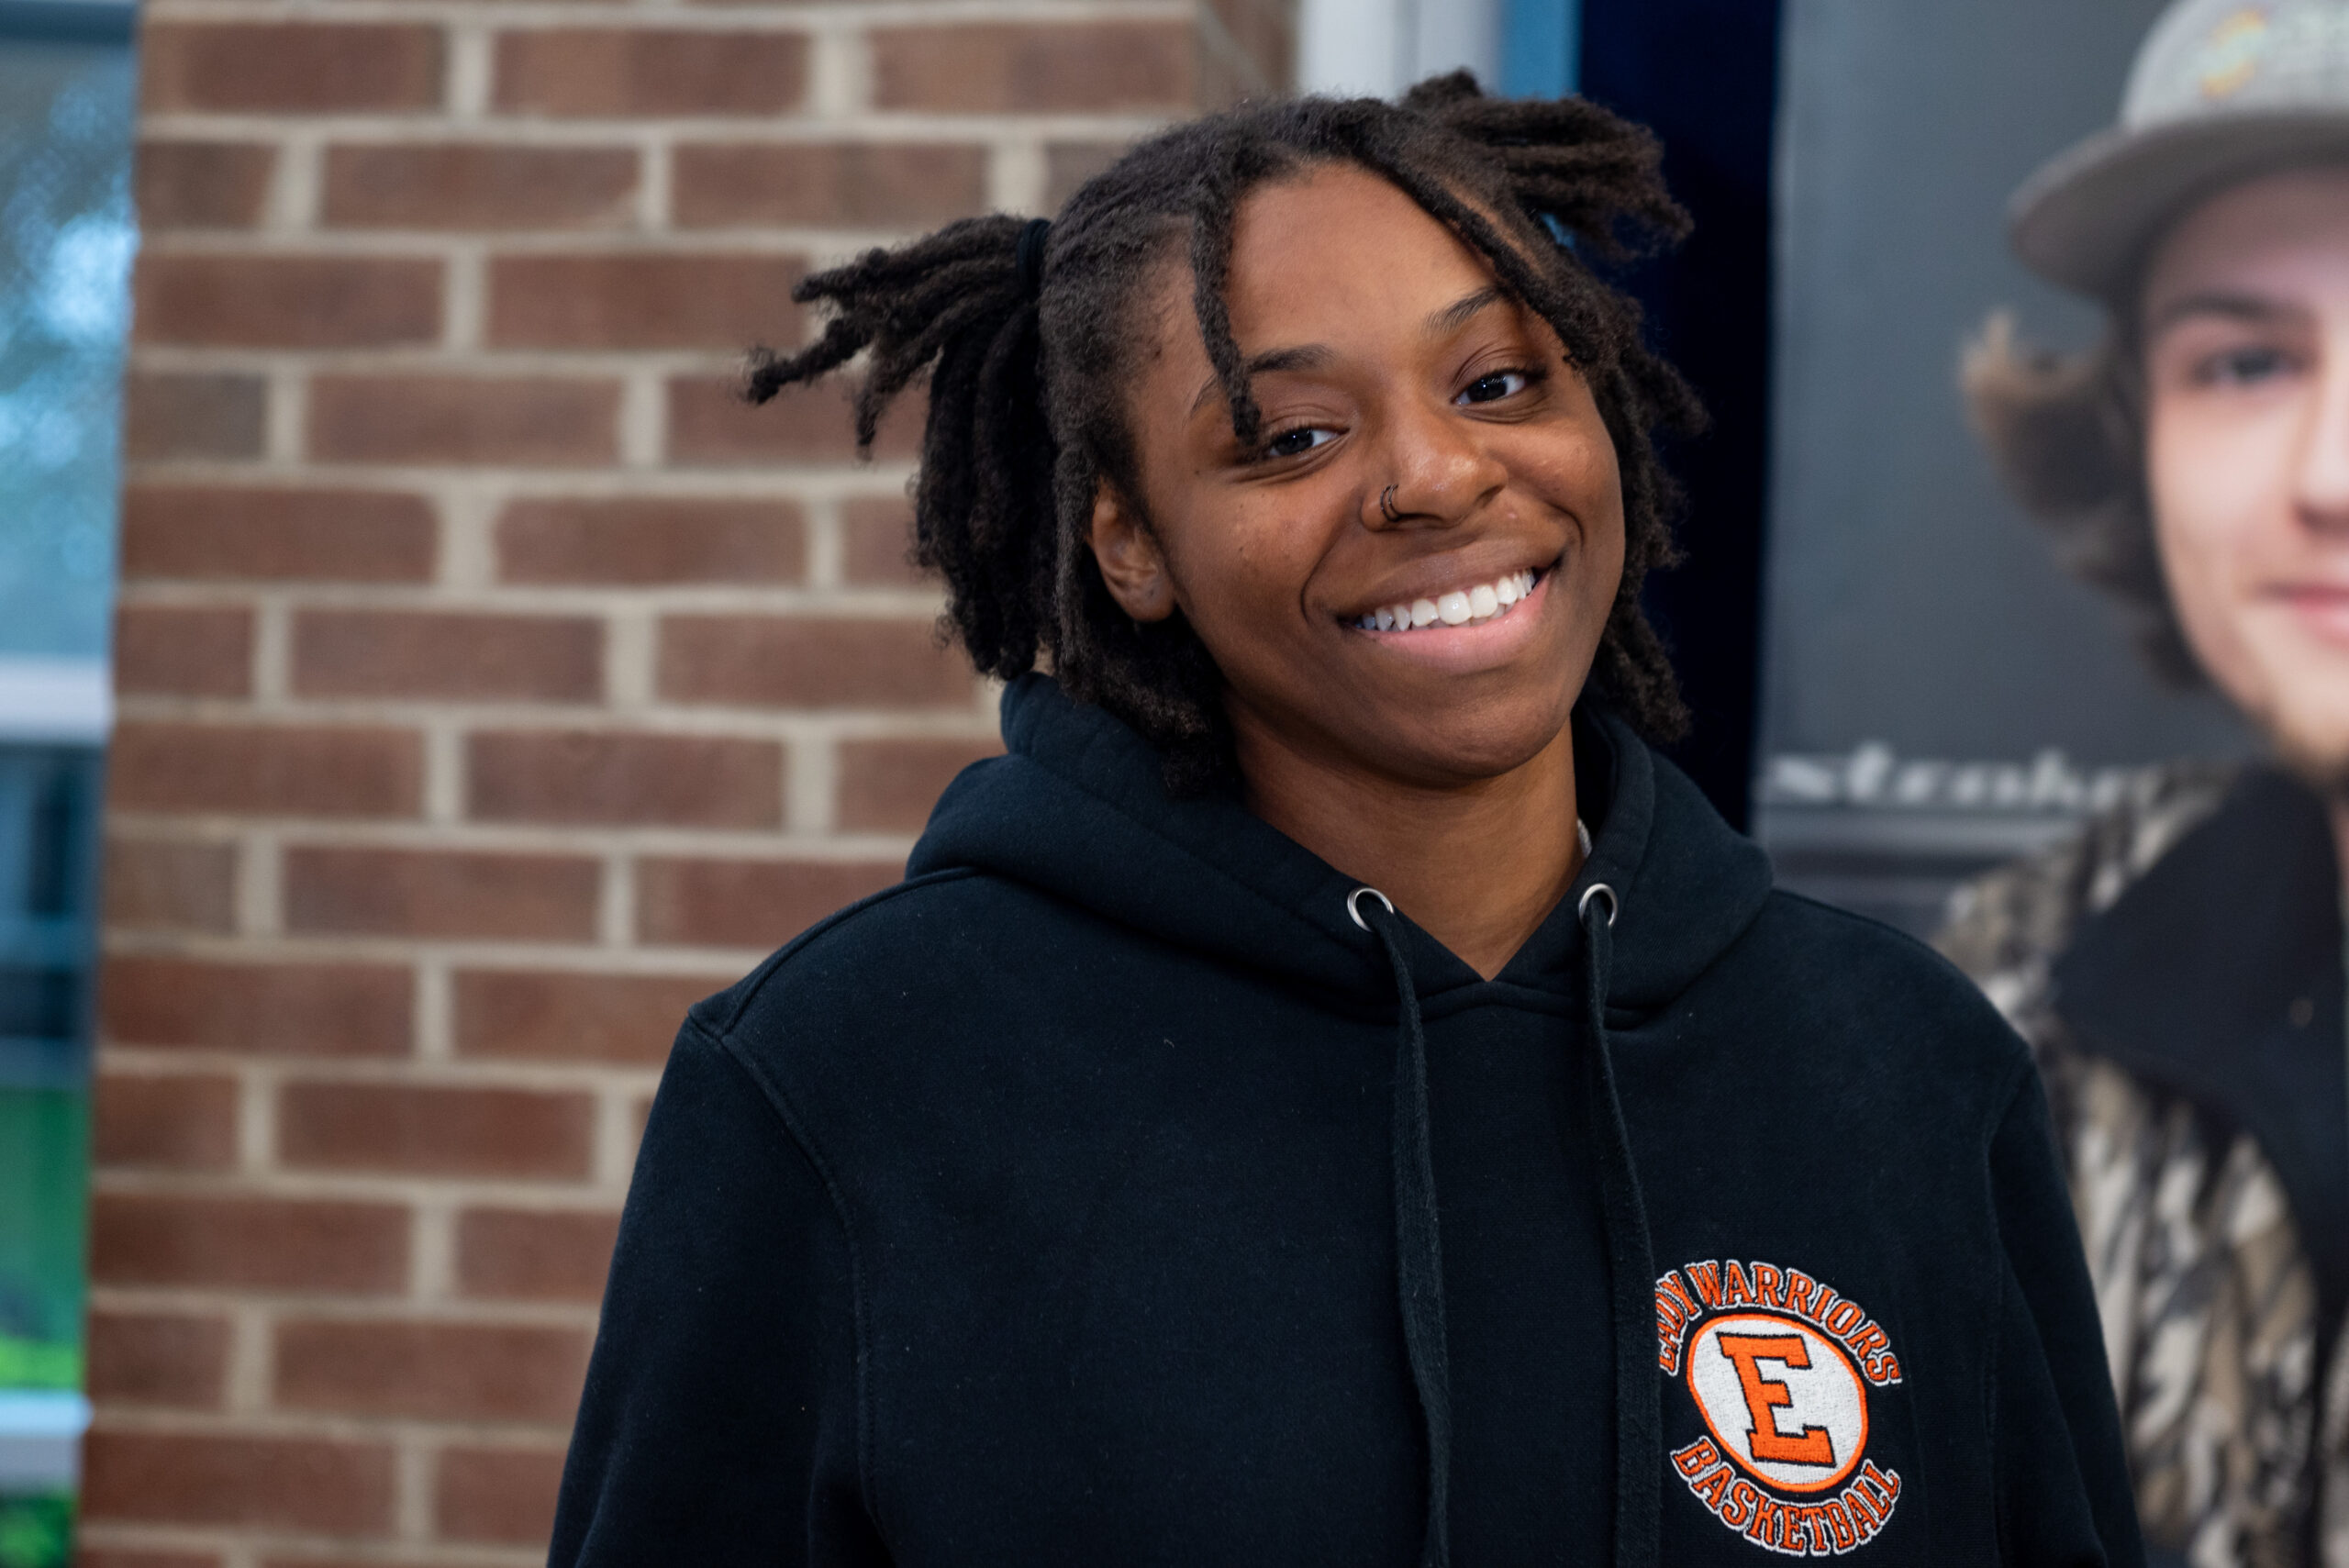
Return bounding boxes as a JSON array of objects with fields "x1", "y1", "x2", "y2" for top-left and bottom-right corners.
[{"x1": 550, "y1": 80, "x2": 2140, "y2": 1566}]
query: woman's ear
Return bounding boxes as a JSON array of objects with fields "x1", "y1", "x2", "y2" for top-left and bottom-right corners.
[{"x1": 1088, "y1": 484, "x2": 1177, "y2": 622}]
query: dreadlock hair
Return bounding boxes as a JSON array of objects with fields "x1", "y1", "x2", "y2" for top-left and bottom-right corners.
[{"x1": 747, "y1": 72, "x2": 1704, "y2": 794}]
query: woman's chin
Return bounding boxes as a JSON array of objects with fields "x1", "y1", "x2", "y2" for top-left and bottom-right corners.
[{"x1": 1342, "y1": 701, "x2": 1579, "y2": 791}]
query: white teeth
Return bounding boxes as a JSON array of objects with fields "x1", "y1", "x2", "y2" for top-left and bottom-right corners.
[{"x1": 1356, "y1": 570, "x2": 1541, "y2": 634}]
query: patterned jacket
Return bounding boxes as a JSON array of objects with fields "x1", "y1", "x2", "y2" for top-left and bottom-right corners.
[{"x1": 1938, "y1": 763, "x2": 2349, "y2": 1568}]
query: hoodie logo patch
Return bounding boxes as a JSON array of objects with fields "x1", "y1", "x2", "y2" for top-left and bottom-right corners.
[{"x1": 1657, "y1": 1260, "x2": 1903, "y2": 1555}]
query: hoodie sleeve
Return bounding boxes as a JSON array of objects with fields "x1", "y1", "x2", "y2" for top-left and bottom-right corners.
[
  {"x1": 1987, "y1": 1065, "x2": 2145, "y2": 1568},
  {"x1": 548, "y1": 1018, "x2": 886, "y2": 1567}
]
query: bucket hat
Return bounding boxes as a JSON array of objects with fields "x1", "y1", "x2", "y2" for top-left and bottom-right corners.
[{"x1": 2011, "y1": 0, "x2": 2349, "y2": 298}]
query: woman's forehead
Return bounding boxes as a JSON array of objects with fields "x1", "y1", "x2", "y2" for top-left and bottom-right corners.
[{"x1": 1219, "y1": 168, "x2": 1508, "y2": 339}]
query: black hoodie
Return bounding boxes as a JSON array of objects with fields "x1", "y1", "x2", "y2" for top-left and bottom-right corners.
[{"x1": 550, "y1": 675, "x2": 2143, "y2": 1567}]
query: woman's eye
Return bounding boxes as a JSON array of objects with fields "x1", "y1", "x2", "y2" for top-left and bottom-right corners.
[
  {"x1": 2195, "y1": 345, "x2": 2296, "y2": 387},
  {"x1": 1457, "y1": 370, "x2": 1530, "y2": 406},
  {"x1": 1264, "y1": 425, "x2": 1335, "y2": 460}
]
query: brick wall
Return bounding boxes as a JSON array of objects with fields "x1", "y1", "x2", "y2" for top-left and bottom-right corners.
[{"x1": 89, "y1": 1, "x2": 1291, "y2": 1561}]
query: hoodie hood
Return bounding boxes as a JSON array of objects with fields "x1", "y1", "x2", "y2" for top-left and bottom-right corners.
[{"x1": 909, "y1": 673, "x2": 1775, "y2": 1012}]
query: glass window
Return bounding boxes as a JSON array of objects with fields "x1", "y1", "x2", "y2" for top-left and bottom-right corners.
[{"x1": 0, "y1": 4, "x2": 135, "y2": 1558}]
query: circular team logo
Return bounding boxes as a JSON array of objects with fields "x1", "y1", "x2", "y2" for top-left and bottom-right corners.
[
  {"x1": 1660, "y1": 1260, "x2": 1903, "y2": 1552},
  {"x1": 1686, "y1": 1312, "x2": 1868, "y2": 1494}
]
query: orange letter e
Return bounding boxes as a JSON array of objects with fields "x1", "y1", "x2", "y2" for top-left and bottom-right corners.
[{"x1": 1716, "y1": 1333, "x2": 1835, "y2": 1467}]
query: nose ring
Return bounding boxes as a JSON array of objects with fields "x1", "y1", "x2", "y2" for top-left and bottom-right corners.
[{"x1": 1378, "y1": 484, "x2": 1401, "y2": 523}]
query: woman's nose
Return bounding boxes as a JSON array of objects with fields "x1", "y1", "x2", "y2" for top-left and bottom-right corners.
[{"x1": 1363, "y1": 395, "x2": 1508, "y2": 529}]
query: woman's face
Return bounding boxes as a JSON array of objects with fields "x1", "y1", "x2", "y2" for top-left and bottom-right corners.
[
  {"x1": 2143, "y1": 164, "x2": 2349, "y2": 784},
  {"x1": 1090, "y1": 163, "x2": 1626, "y2": 791}
]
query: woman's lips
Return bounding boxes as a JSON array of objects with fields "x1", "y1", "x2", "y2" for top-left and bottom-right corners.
[{"x1": 1345, "y1": 567, "x2": 1554, "y2": 673}]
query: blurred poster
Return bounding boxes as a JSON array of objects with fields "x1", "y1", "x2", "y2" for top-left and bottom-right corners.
[{"x1": 1756, "y1": 0, "x2": 2249, "y2": 932}]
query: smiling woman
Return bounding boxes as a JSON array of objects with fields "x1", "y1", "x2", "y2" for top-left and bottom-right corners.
[{"x1": 551, "y1": 78, "x2": 2143, "y2": 1568}]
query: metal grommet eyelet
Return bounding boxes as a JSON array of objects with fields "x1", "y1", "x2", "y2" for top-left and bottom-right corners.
[
  {"x1": 1576, "y1": 882, "x2": 1619, "y2": 928},
  {"x1": 1346, "y1": 886, "x2": 1396, "y2": 931}
]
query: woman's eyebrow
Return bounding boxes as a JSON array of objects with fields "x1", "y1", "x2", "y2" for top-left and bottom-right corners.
[
  {"x1": 1185, "y1": 289, "x2": 1508, "y2": 417},
  {"x1": 1426, "y1": 286, "x2": 1505, "y2": 338},
  {"x1": 1187, "y1": 345, "x2": 1334, "y2": 417}
]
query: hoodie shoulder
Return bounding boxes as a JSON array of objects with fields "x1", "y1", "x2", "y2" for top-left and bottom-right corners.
[
  {"x1": 1722, "y1": 887, "x2": 2036, "y2": 1103},
  {"x1": 685, "y1": 865, "x2": 1048, "y2": 1046}
]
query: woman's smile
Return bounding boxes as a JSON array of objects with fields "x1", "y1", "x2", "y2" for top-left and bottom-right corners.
[
  {"x1": 1347, "y1": 564, "x2": 1543, "y2": 630},
  {"x1": 1341, "y1": 563, "x2": 1558, "y2": 675}
]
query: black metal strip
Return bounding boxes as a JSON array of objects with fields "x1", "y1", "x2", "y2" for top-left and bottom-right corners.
[{"x1": 0, "y1": 1, "x2": 135, "y2": 46}]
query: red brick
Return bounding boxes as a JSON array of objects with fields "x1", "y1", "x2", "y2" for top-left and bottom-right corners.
[
  {"x1": 437, "y1": 1444, "x2": 566, "y2": 1543},
  {"x1": 665, "y1": 376, "x2": 920, "y2": 467},
  {"x1": 93, "y1": 1071, "x2": 239, "y2": 1171},
  {"x1": 141, "y1": 23, "x2": 443, "y2": 114},
  {"x1": 90, "y1": 1194, "x2": 409, "y2": 1292},
  {"x1": 291, "y1": 609, "x2": 602, "y2": 702},
  {"x1": 658, "y1": 616, "x2": 973, "y2": 709},
  {"x1": 123, "y1": 372, "x2": 265, "y2": 462},
  {"x1": 135, "y1": 254, "x2": 440, "y2": 349},
  {"x1": 114, "y1": 605, "x2": 251, "y2": 698},
  {"x1": 487, "y1": 253, "x2": 800, "y2": 350},
  {"x1": 284, "y1": 846, "x2": 600, "y2": 941},
  {"x1": 102, "y1": 837, "x2": 237, "y2": 933},
  {"x1": 121, "y1": 486, "x2": 436, "y2": 584},
  {"x1": 873, "y1": 22, "x2": 1193, "y2": 112},
  {"x1": 99, "y1": 955, "x2": 412, "y2": 1057},
  {"x1": 109, "y1": 721, "x2": 422, "y2": 817},
  {"x1": 452, "y1": 969, "x2": 716, "y2": 1063},
  {"x1": 1045, "y1": 140, "x2": 1126, "y2": 208},
  {"x1": 466, "y1": 729, "x2": 781, "y2": 828},
  {"x1": 137, "y1": 140, "x2": 274, "y2": 229},
  {"x1": 494, "y1": 29, "x2": 807, "y2": 117},
  {"x1": 836, "y1": 738, "x2": 1000, "y2": 831},
  {"x1": 86, "y1": 1309, "x2": 231, "y2": 1408},
  {"x1": 324, "y1": 142, "x2": 638, "y2": 231},
  {"x1": 673, "y1": 141, "x2": 985, "y2": 228},
  {"x1": 454, "y1": 1207, "x2": 620, "y2": 1301},
  {"x1": 495, "y1": 496, "x2": 802, "y2": 584},
  {"x1": 307, "y1": 375, "x2": 618, "y2": 466},
  {"x1": 273, "y1": 1318, "x2": 590, "y2": 1423},
  {"x1": 636, "y1": 856, "x2": 898, "y2": 948},
  {"x1": 277, "y1": 1082, "x2": 595, "y2": 1179},
  {"x1": 841, "y1": 497, "x2": 923, "y2": 586},
  {"x1": 82, "y1": 1429, "x2": 394, "y2": 1532},
  {"x1": 77, "y1": 1551, "x2": 221, "y2": 1568}
]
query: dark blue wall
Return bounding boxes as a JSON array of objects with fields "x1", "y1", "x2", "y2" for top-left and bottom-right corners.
[{"x1": 1577, "y1": 0, "x2": 1780, "y2": 828}]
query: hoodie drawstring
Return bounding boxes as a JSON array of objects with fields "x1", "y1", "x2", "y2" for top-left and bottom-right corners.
[
  {"x1": 1349, "y1": 883, "x2": 1657, "y2": 1568},
  {"x1": 1576, "y1": 885, "x2": 1660, "y2": 1568},
  {"x1": 1353, "y1": 886, "x2": 1452, "y2": 1568}
]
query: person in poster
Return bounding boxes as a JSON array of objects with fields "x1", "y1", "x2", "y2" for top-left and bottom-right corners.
[{"x1": 1943, "y1": 1, "x2": 2349, "y2": 1562}]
